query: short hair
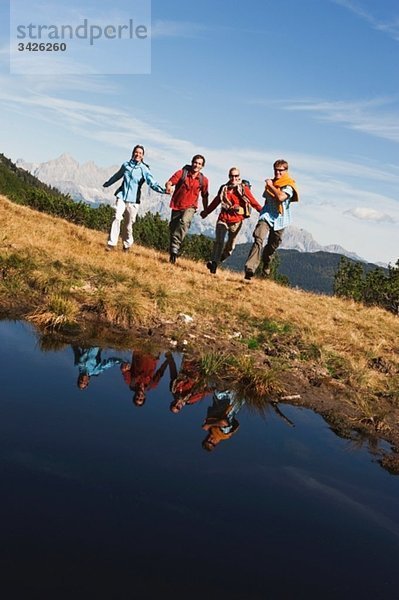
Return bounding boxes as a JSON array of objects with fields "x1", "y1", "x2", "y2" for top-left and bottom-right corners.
[
  {"x1": 228, "y1": 166, "x2": 240, "y2": 176},
  {"x1": 132, "y1": 144, "x2": 145, "y2": 155},
  {"x1": 273, "y1": 159, "x2": 288, "y2": 170},
  {"x1": 192, "y1": 154, "x2": 205, "y2": 166}
]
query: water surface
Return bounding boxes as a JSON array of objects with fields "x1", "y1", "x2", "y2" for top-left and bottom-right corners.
[{"x1": 1, "y1": 320, "x2": 398, "y2": 599}]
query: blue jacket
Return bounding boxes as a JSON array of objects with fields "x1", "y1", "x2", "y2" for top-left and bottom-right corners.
[
  {"x1": 73, "y1": 347, "x2": 122, "y2": 377},
  {"x1": 103, "y1": 159, "x2": 165, "y2": 203}
]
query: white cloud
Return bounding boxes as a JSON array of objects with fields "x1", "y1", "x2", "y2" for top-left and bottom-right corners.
[
  {"x1": 344, "y1": 207, "x2": 396, "y2": 223},
  {"x1": 279, "y1": 97, "x2": 399, "y2": 144},
  {"x1": 332, "y1": 0, "x2": 399, "y2": 41}
]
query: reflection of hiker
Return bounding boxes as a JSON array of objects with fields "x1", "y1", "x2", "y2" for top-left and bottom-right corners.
[
  {"x1": 169, "y1": 355, "x2": 211, "y2": 414},
  {"x1": 201, "y1": 167, "x2": 261, "y2": 274},
  {"x1": 103, "y1": 144, "x2": 166, "y2": 252},
  {"x1": 202, "y1": 390, "x2": 245, "y2": 451},
  {"x1": 121, "y1": 350, "x2": 174, "y2": 407},
  {"x1": 165, "y1": 155, "x2": 209, "y2": 264},
  {"x1": 73, "y1": 346, "x2": 123, "y2": 390},
  {"x1": 244, "y1": 159, "x2": 299, "y2": 280}
]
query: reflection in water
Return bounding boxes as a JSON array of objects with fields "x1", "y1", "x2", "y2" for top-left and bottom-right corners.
[
  {"x1": 68, "y1": 339, "x2": 397, "y2": 466},
  {"x1": 70, "y1": 345, "x2": 298, "y2": 452},
  {"x1": 202, "y1": 390, "x2": 245, "y2": 451},
  {"x1": 120, "y1": 349, "x2": 175, "y2": 407},
  {"x1": 72, "y1": 346, "x2": 123, "y2": 390},
  {"x1": 170, "y1": 355, "x2": 212, "y2": 413}
]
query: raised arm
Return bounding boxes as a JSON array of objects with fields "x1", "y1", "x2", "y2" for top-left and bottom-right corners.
[
  {"x1": 103, "y1": 164, "x2": 125, "y2": 188},
  {"x1": 265, "y1": 179, "x2": 290, "y2": 203}
]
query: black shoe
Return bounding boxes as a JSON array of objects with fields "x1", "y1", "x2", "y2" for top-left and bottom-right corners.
[
  {"x1": 244, "y1": 270, "x2": 254, "y2": 281},
  {"x1": 206, "y1": 261, "x2": 217, "y2": 274},
  {"x1": 169, "y1": 253, "x2": 177, "y2": 264}
]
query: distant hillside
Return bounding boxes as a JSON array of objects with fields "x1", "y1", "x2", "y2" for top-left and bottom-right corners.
[
  {"x1": 0, "y1": 153, "x2": 71, "y2": 203},
  {"x1": 224, "y1": 244, "x2": 386, "y2": 295}
]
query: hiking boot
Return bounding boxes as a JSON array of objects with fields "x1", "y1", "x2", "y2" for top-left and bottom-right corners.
[
  {"x1": 206, "y1": 261, "x2": 217, "y2": 274},
  {"x1": 244, "y1": 270, "x2": 254, "y2": 281},
  {"x1": 169, "y1": 253, "x2": 177, "y2": 264},
  {"x1": 261, "y1": 268, "x2": 271, "y2": 277},
  {"x1": 123, "y1": 246, "x2": 130, "y2": 253},
  {"x1": 105, "y1": 245, "x2": 115, "y2": 252}
]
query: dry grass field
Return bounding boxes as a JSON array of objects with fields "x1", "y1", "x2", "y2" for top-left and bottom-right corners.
[{"x1": 1, "y1": 193, "x2": 399, "y2": 462}]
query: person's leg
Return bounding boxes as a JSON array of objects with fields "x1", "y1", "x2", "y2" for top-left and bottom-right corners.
[
  {"x1": 220, "y1": 221, "x2": 242, "y2": 262},
  {"x1": 261, "y1": 227, "x2": 284, "y2": 274},
  {"x1": 121, "y1": 203, "x2": 139, "y2": 250},
  {"x1": 206, "y1": 222, "x2": 228, "y2": 274},
  {"x1": 107, "y1": 198, "x2": 126, "y2": 247},
  {"x1": 211, "y1": 222, "x2": 228, "y2": 263},
  {"x1": 244, "y1": 220, "x2": 269, "y2": 275},
  {"x1": 169, "y1": 208, "x2": 196, "y2": 258}
]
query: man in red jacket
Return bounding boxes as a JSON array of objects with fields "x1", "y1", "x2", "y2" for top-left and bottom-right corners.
[
  {"x1": 165, "y1": 155, "x2": 209, "y2": 264},
  {"x1": 200, "y1": 167, "x2": 262, "y2": 274}
]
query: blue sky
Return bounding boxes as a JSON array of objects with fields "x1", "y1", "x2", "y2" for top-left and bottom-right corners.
[{"x1": 1, "y1": 0, "x2": 398, "y2": 264}]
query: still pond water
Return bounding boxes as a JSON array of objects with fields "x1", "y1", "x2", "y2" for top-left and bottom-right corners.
[{"x1": 1, "y1": 320, "x2": 398, "y2": 599}]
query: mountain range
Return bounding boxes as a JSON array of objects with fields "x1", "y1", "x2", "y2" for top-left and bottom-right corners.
[{"x1": 16, "y1": 153, "x2": 365, "y2": 261}]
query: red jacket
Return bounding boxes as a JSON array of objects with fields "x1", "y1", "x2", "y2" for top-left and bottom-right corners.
[
  {"x1": 168, "y1": 168, "x2": 209, "y2": 210},
  {"x1": 122, "y1": 351, "x2": 159, "y2": 391},
  {"x1": 205, "y1": 184, "x2": 261, "y2": 224}
]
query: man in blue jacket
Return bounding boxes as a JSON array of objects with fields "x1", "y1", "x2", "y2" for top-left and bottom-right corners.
[{"x1": 103, "y1": 145, "x2": 165, "y2": 252}]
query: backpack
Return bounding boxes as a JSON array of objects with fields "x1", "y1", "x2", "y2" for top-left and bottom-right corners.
[
  {"x1": 219, "y1": 182, "x2": 252, "y2": 218},
  {"x1": 175, "y1": 165, "x2": 206, "y2": 194}
]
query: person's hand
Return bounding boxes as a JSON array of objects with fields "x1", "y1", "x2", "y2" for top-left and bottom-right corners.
[
  {"x1": 165, "y1": 182, "x2": 173, "y2": 195},
  {"x1": 120, "y1": 362, "x2": 131, "y2": 372},
  {"x1": 265, "y1": 178, "x2": 273, "y2": 187}
]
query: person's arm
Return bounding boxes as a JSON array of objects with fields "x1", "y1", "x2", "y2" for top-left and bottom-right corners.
[
  {"x1": 201, "y1": 176, "x2": 209, "y2": 211},
  {"x1": 103, "y1": 164, "x2": 125, "y2": 188},
  {"x1": 165, "y1": 169, "x2": 183, "y2": 194},
  {"x1": 265, "y1": 179, "x2": 289, "y2": 203},
  {"x1": 200, "y1": 193, "x2": 220, "y2": 218},
  {"x1": 143, "y1": 165, "x2": 166, "y2": 194},
  {"x1": 244, "y1": 186, "x2": 262, "y2": 212},
  {"x1": 120, "y1": 362, "x2": 132, "y2": 386}
]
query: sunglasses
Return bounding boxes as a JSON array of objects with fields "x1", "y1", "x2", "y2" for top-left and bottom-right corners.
[{"x1": 274, "y1": 168, "x2": 287, "y2": 172}]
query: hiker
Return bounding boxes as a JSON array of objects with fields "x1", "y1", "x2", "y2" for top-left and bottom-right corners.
[
  {"x1": 165, "y1": 155, "x2": 209, "y2": 264},
  {"x1": 120, "y1": 349, "x2": 174, "y2": 407},
  {"x1": 202, "y1": 390, "x2": 245, "y2": 451},
  {"x1": 72, "y1": 346, "x2": 123, "y2": 390},
  {"x1": 200, "y1": 167, "x2": 262, "y2": 274},
  {"x1": 103, "y1": 145, "x2": 165, "y2": 252},
  {"x1": 244, "y1": 159, "x2": 299, "y2": 280},
  {"x1": 169, "y1": 355, "x2": 211, "y2": 413}
]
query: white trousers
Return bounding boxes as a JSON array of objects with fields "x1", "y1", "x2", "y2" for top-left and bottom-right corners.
[{"x1": 108, "y1": 199, "x2": 139, "y2": 249}]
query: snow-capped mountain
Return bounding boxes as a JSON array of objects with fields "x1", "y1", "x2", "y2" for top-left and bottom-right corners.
[{"x1": 16, "y1": 154, "x2": 364, "y2": 261}]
